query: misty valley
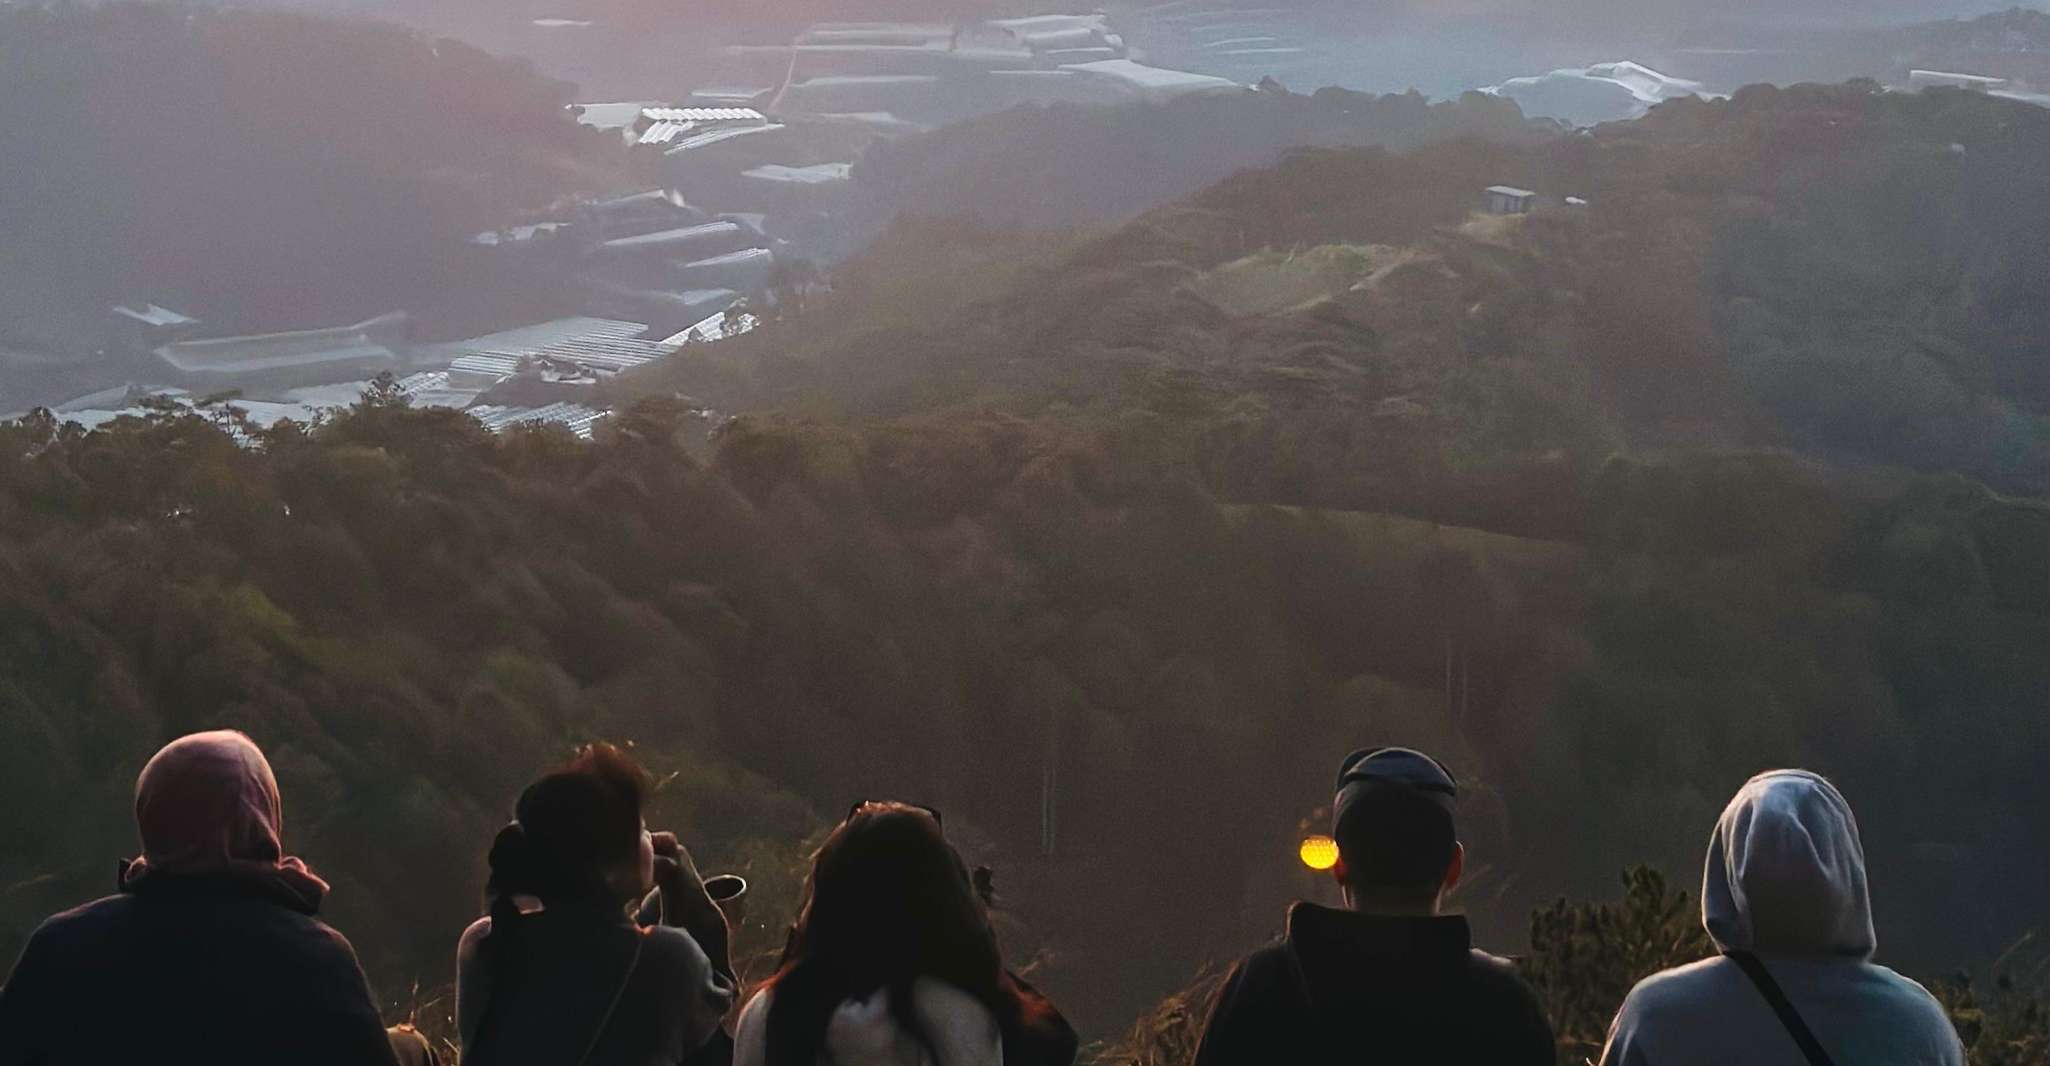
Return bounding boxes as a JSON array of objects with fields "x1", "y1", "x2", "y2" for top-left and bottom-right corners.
[{"x1": 3, "y1": 1, "x2": 2050, "y2": 1064}]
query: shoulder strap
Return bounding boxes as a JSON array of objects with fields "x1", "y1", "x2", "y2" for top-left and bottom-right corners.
[
  {"x1": 575, "y1": 932, "x2": 645, "y2": 1066},
  {"x1": 1724, "y1": 951, "x2": 1838, "y2": 1066}
]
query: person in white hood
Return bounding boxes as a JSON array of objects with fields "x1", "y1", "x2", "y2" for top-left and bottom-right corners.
[
  {"x1": 734, "y1": 802, "x2": 1076, "y2": 1066},
  {"x1": 1599, "y1": 770, "x2": 1964, "y2": 1066}
]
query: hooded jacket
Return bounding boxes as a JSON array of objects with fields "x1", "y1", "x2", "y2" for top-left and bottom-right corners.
[
  {"x1": 0, "y1": 731, "x2": 399, "y2": 1066},
  {"x1": 1192, "y1": 903, "x2": 1555, "y2": 1066},
  {"x1": 1599, "y1": 770, "x2": 1964, "y2": 1066},
  {"x1": 731, "y1": 979, "x2": 1004, "y2": 1066}
]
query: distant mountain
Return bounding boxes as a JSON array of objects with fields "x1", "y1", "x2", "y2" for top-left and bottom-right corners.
[
  {"x1": 1660, "y1": 6, "x2": 2050, "y2": 88},
  {"x1": 1152, "y1": 0, "x2": 2037, "y2": 29},
  {"x1": 1870, "y1": 6, "x2": 2050, "y2": 81}
]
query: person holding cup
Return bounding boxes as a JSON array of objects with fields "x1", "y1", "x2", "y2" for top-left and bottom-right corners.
[{"x1": 456, "y1": 743, "x2": 735, "y2": 1066}]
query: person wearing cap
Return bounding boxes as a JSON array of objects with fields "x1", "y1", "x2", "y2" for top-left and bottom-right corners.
[
  {"x1": 1191, "y1": 747, "x2": 1555, "y2": 1066},
  {"x1": 1597, "y1": 770, "x2": 1962, "y2": 1066}
]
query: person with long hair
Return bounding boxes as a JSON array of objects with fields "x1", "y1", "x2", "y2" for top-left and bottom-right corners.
[
  {"x1": 733, "y1": 802, "x2": 1076, "y2": 1066},
  {"x1": 457, "y1": 743, "x2": 735, "y2": 1066},
  {"x1": 0, "y1": 730, "x2": 399, "y2": 1066}
]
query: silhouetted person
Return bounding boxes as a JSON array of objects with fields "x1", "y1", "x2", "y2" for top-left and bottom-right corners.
[
  {"x1": 1599, "y1": 770, "x2": 1964, "y2": 1066},
  {"x1": 457, "y1": 743, "x2": 735, "y2": 1066},
  {"x1": 734, "y1": 802, "x2": 1076, "y2": 1066},
  {"x1": 1193, "y1": 747, "x2": 1554, "y2": 1065},
  {"x1": 0, "y1": 730, "x2": 400, "y2": 1066}
]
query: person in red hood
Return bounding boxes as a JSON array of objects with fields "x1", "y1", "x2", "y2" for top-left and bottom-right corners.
[
  {"x1": 0, "y1": 730, "x2": 400, "y2": 1066},
  {"x1": 1193, "y1": 746, "x2": 1555, "y2": 1066}
]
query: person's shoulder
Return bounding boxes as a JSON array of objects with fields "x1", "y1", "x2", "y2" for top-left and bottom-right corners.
[
  {"x1": 640, "y1": 922, "x2": 715, "y2": 970},
  {"x1": 456, "y1": 915, "x2": 493, "y2": 961},
  {"x1": 1200, "y1": 937, "x2": 1303, "y2": 1036},
  {"x1": 736, "y1": 985, "x2": 774, "y2": 1025},
  {"x1": 1208, "y1": 937, "x2": 1301, "y2": 1009},
  {"x1": 27, "y1": 894, "x2": 129, "y2": 936},
  {"x1": 1462, "y1": 949, "x2": 1553, "y2": 1033},
  {"x1": 14, "y1": 895, "x2": 129, "y2": 964},
  {"x1": 1616, "y1": 956, "x2": 1742, "y2": 1017},
  {"x1": 640, "y1": 923, "x2": 736, "y2": 1013},
  {"x1": 732, "y1": 987, "x2": 773, "y2": 1066},
  {"x1": 1465, "y1": 946, "x2": 1530, "y2": 983},
  {"x1": 1466, "y1": 947, "x2": 1545, "y2": 996},
  {"x1": 1861, "y1": 962, "x2": 1956, "y2": 1022},
  {"x1": 1858, "y1": 965, "x2": 1966, "y2": 1059},
  {"x1": 1231, "y1": 938, "x2": 1299, "y2": 986}
]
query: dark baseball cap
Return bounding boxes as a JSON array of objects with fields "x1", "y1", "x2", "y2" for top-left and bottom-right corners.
[{"x1": 1333, "y1": 747, "x2": 1458, "y2": 831}]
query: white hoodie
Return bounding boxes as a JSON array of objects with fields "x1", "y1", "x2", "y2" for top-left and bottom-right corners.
[
  {"x1": 1599, "y1": 770, "x2": 1963, "y2": 1066},
  {"x1": 732, "y1": 978, "x2": 1004, "y2": 1066}
]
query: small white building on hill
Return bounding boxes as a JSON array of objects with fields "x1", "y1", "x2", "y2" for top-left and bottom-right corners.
[{"x1": 1486, "y1": 186, "x2": 1537, "y2": 215}]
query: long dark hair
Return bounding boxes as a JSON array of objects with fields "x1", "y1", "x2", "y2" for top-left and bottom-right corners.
[
  {"x1": 762, "y1": 802, "x2": 1075, "y2": 1066},
  {"x1": 480, "y1": 743, "x2": 648, "y2": 991}
]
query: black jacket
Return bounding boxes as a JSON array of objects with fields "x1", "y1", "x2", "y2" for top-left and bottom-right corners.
[
  {"x1": 1193, "y1": 903, "x2": 1554, "y2": 1066},
  {"x1": 0, "y1": 874, "x2": 400, "y2": 1066}
]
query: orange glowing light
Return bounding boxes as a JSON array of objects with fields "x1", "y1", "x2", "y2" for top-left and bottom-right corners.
[{"x1": 1298, "y1": 834, "x2": 1339, "y2": 871}]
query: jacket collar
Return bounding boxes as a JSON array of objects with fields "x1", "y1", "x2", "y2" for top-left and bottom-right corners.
[
  {"x1": 1284, "y1": 901, "x2": 1474, "y2": 999},
  {"x1": 117, "y1": 861, "x2": 325, "y2": 916}
]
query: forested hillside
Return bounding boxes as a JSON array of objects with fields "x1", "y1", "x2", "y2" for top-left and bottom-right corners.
[
  {"x1": 7, "y1": 79, "x2": 2050, "y2": 1052},
  {"x1": 620, "y1": 81, "x2": 2050, "y2": 1011},
  {"x1": 0, "y1": 3, "x2": 627, "y2": 344},
  {"x1": 652, "y1": 81, "x2": 2050, "y2": 505}
]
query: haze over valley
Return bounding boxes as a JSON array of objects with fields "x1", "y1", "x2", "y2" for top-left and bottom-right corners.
[{"x1": 5, "y1": 0, "x2": 2050, "y2": 1060}]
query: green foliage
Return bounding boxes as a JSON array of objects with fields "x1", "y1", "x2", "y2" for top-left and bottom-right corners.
[
  {"x1": 1085, "y1": 966, "x2": 1227, "y2": 1066},
  {"x1": 1931, "y1": 961, "x2": 2050, "y2": 1066},
  {"x1": 6, "y1": 393, "x2": 2049, "y2": 1039},
  {"x1": 1525, "y1": 867, "x2": 1715, "y2": 1061}
]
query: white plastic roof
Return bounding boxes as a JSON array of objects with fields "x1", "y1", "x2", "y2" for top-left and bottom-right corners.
[
  {"x1": 112, "y1": 304, "x2": 198, "y2": 328},
  {"x1": 1057, "y1": 59, "x2": 1243, "y2": 98},
  {"x1": 641, "y1": 106, "x2": 766, "y2": 123},
  {"x1": 743, "y1": 162, "x2": 854, "y2": 185},
  {"x1": 470, "y1": 402, "x2": 609, "y2": 439}
]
